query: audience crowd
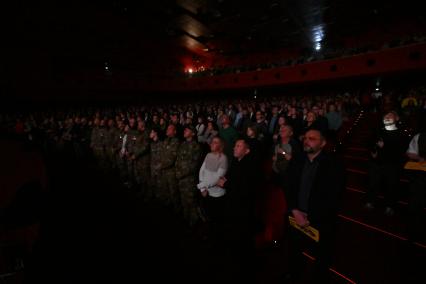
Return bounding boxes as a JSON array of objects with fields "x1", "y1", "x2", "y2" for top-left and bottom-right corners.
[{"x1": 1, "y1": 83, "x2": 426, "y2": 282}]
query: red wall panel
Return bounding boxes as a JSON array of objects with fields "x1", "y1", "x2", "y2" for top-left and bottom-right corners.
[{"x1": 145, "y1": 43, "x2": 426, "y2": 92}]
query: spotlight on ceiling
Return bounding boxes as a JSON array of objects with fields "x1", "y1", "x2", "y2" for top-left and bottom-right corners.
[{"x1": 315, "y1": 42, "x2": 321, "y2": 51}]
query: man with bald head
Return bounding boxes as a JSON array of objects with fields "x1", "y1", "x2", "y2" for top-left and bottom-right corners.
[{"x1": 284, "y1": 129, "x2": 345, "y2": 283}]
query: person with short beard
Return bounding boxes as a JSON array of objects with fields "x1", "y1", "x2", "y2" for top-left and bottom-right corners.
[{"x1": 284, "y1": 129, "x2": 345, "y2": 283}]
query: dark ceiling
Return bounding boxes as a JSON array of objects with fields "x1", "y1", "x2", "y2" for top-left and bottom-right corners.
[{"x1": 1, "y1": 0, "x2": 425, "y2": 81}]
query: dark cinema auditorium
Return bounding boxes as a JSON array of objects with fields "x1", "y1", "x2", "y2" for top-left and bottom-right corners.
[{"x1": 1, "y1": 1, "x2": 425, "y2": 283}]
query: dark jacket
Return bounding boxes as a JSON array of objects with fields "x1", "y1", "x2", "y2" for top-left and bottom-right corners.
[
  {"x1": 223, "y1": 154, "x2": 257, "y2": 220},
  {"x1": 370, "y1": 128, "x2": 407, "y2": 165},
  {"x1": 286, "y1": 151, "x2": 345, "y2": 231}
]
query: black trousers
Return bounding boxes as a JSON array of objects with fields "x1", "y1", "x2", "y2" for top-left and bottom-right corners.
[
  {"x1": 407, "y1": 172, "x2": 426, "y2": 241},
  {"x1": 204, "y1": 195, "x2": 226, "y2": 244},
  {"x1": 285, "y1": 222, "x2": 336, "y2": 282},
  {"x1": 367, "y1": 162, "x2": 401, "y2": 208}
]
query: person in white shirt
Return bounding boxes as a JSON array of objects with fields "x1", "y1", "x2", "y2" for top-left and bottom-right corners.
[
  {"x1": 406, "y1": 131, "x2": 426, "y2": 242},
  {"x1": 198, "y1": 136, "x2": 228, "y2": 244}
]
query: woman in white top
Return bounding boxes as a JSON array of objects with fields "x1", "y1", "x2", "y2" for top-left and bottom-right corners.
[{"x1": 198, "y1": 136, "x2": 228, "y2": 242}]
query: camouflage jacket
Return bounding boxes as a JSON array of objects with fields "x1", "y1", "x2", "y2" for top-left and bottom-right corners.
[
  {"x1": 150, "y1": 140, "x2": 162, "y2": 173},
  {"x1": 159, "y1": 137, "x2": 180, "y2": 171},
  {"x1": 126, "y1": 129, "x2": 140, "y2": 155},
  {"x1": 90, "y1": 127, "x2": 107, "y2": 148},
  {"x1": 105, "y1": 127, "x2": 119, "y2": 149},
  {"x1": 175, "y1": 140, "x2": 201, "y2": 180},
  {"x1": 134, "y1": 131, "x2": 150, "y2": 160},
  {"x1": 113, "y1": 129, "x2": 126, "y2": 153}
]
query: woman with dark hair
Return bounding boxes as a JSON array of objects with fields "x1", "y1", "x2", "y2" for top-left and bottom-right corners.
[
  {"x1": 273, "y1": 115, "x2": 288, "y2": 144},
  {"x1": 200, "y1": 121, "x2": 218, "y2": 145},
  {"x1": 274, "y1": 115, "x2": 287, "y2": 134},
  {"x1": 245, "y1": 124, "x2": 262, "y2": 161}
]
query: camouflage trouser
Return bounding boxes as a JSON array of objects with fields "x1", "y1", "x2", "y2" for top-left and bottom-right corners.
[
  {"x1": 135, "y1": 158, "x2": 151, "y2": 197},
  {"x1": 116, "y1": 154, "x2": 128, "y2": 182},
  {"x1": 126, "y1": 159, "x2": 136, "y2": 186},
  {"x1": 105, "y1": 148, "x2": 117, "y2": 170},
  {"x1": 73, "y1": 142, "x2": 84, "y2": 160},
  {"x1": 178, "y1": 176, "x2": 199, "y2": 226},
  {"x1": 92, "y1": 147, "x2": 107, "y2": 170},
  {"x1": 150, "y1": 170, "x2": 161, "y2": 200},
  {"x1": 160, "y1": 168, "x2": 179, "y2": 210}
]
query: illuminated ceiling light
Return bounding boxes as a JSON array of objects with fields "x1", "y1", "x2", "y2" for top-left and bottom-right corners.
[
  {"x1": 312, "y1": 25, "x2": 324, "y2": 41},
  {"x1": 312, "y1": 25, "x2": 324, "y2": 51},
  {"x1": 188, "y1": 68, "x2": 193, "y2": 74},
  {"x1": 315, "y1": 42, "x2": 321, "y2": 51},
  {"x1": 376, "y1": 88, "x2": 380, "y2": 91},
  {"x1": 203, "y1": 48, "x2": 209, "y2": 52}
]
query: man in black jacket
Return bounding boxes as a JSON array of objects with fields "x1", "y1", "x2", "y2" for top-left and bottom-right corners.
[
  {"x1": 217, "y1": 139, "x2": 257, "y2": 281},
  {"x1": 365, "y1": 111, "x2": 408, "y2": 216},
  {"x1": 284, "y1": 129, "x2": 345, "y2": 283}
]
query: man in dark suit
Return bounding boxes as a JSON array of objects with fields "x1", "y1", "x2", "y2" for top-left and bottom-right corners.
[{"x1": 284, "y1": 129, "x2": 345, "y2": 283}]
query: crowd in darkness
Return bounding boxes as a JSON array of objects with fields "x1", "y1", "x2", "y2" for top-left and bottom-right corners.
[
  {"x1": 1, "y1": 93, "x2": 359, "y2": 162},
  {"x1": 183, "y1": 35, "x2": 426, "y2": 78},
  {"x1": 1, "y1": 84, "x2": 426, "y2": 282}
]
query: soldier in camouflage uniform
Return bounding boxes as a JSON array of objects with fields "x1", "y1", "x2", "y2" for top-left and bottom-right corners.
[
  {"x1": 111, "y1": 120, "x2": 124, "y2": 170},
  {"x1": 90, "y1": 118, "x2": 108, "y2": 170},
  {"x1": 125, "y1": 118, "x2": 140, "y2": 188},
  {"x1": 117, "y1": 123, "x2": 130, "y2": 185},
  {"x1": 158, "y1": 124, "x2": 180, "y2": 210},
  {"x1": 105, "y1": 119, "x2": 119, "y2": 171},
  {"x1": 149, "y1": 127, "x2": 162, "y2": 201},
  {"x1": 175, "y1": 125, "x2": 202, "y2": 226},
  {"x1": 133, "y1": 121, "x2": 151, "y2": 198}
]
